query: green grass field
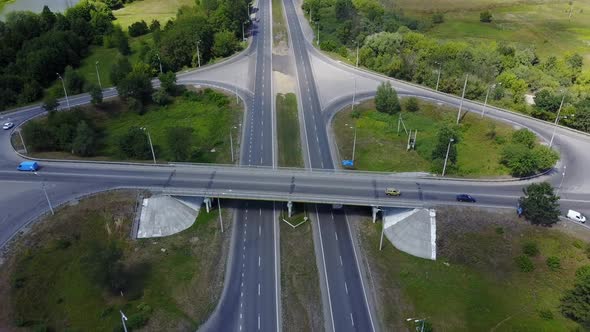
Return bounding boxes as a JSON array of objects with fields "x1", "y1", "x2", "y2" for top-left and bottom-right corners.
[
  {"x1": 0, "y1": 191, "x2": 231, "y2": 331},
  {"x1": 272, "y1": 0, "x2": 288, "y2": 46},
  {"x1": 389, "y1": 0, "x2": 590, "y2": 67},
  {"x1": 280, "y1": 206, "x2": 323, "y2": 332},
  {"x1": 358, "y1": 207, "x2": 586, "y2": 331},
  {"x1": 276, "y1": 93, "x2": 303, "y2": 167},
  {"x1": 29, "y1": 90, "x2": 243, "y2": 164},
  {"x1": 332, "y1": 99, "x2": 515, "y2": 177},
  {"x1": 113, "y1": 0, "x2": 193, "y2": 29}
]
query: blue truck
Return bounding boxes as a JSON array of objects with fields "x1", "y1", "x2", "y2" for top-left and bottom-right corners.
[{"x1": 17, "y1": 161, "x2": 39, "y2": 171}]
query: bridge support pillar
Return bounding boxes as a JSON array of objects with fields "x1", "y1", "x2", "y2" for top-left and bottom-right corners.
[
  {"x1": 372, "y1": 206, "x2": 381, "y2": 223},
  {"x1": 204, "y1": 198, "x2": 211, "y2": 213},
  {"x1": 287, "y1": 201, "x2": 293, "y2": 218}
]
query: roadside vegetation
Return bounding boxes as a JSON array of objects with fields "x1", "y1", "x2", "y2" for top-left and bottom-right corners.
[
  {"x1": 272, "y1": 0, "x2": 288, "y2": 46},
  {"x1": 276, "y1": 93, "x2": 304, "y2": 167},
  {"x1": 20, "y1": 88, "x2": 242, "y2": 163},
  {"x1": 333, "y1": 90, "x2": 557, "y2": 177},
  {"x1": 302, "y1": 0, "x2": 590, "y2": 134},
  {"x1": 279, "y1": 204, "x2": 323, "y2": 332},
  {"x1": 357, "y1": 206, "x2": 589, "y2": 331},
  {"x1": 112, "y1": 0, "x2": 193, "y2": 29},
  {"x1": 0, "y1": 191, "x2": 232, "y2": 331},
  {"x1": 0, "y1": 0, "x2": 250, "y2": 111}
]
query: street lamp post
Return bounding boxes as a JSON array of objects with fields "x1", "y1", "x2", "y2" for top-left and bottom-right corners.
[
  {"x1": 156, "y1": 53, "x2": 163, "y2": 74},
  {"x1": 557, "y1": 165, "x2": 566, "y2": 195},
  {"x1": 456, "y1": 74, "x2": 468, "y2": 124},
  {"x1": 229, "y1": 126, "x2": 238, "y2": 163},
  {"x1": 42, "y1": 182, "x2": 54, "y2": 215},
  {"x1": 435, "y1": 62, "x2": 442, "y2": 91},
  {"x1": 95, "y1": 61, "x2": 102, "y2": 89},
  {"x1": 481, "y1": 83, "x2": 499, "y2": 118},
  {"x1": 549, "y1": 94, "x2": 566, "y2": 148},
  {"x1": 355, "y1": 40, "x2": 360, "y2": 68},
  {"x1": 316, "y1": 22, "x2": 320, "y2": 45},
  {"x1": 120, "y1": 311, "x2": 128, "y2": 332},
  {"x1": 218, "y1": 197, "x2": 224, "y2": 233},
  {"x1": 242, "y1": 21, "x2": 246, "y2": 41},
  {"x1": 442, "y1": 138, "x2": 455, "y2": 176},
  {"x1": 352, "y1": 77, "x2": 357, "y2": 112},
  {"x1": 197, "y1": 40, "x2": 202, "y2": 67},
  {"x1": 140, "y1": 127, "x2": 157, "y2": 164},
  {"x1": 352, "y1": 126, "x2": 357, "y2": 163},
  {"x1": 56, "y1": 73, "x2": 70, "y2": 110}
]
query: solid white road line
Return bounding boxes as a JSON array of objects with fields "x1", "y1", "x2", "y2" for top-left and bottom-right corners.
[
  {"x1": 344, "y1": 281, "x2": 348, "y2": 295},
  {"x1": 339, "y1": 255, "x2": 343, "y2": 266},
  {"x1": 316, "y1": 207, "x2": 336, "y2": 331},
  {"x1": 350, "y1": 313, "x2": 354, "y2": 327},
  {"x1": 259, "y1": 256, "x2": 261, "y2": 267},
  {"x1": 258, "y1": 283, "x2": 261, "y2": 296}
]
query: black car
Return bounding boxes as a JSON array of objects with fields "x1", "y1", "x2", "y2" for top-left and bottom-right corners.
[{"x1": 456, "y1": 194, "x2": 476, "y2": 202}]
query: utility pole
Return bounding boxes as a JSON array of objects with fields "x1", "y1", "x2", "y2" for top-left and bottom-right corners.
[
  {"x1": 316, "y1": 22, "x2": 320, "y2": 45},
  {"x1": 351, "y1": 77, "x2": 357, "y2": 111},
  {"x1": 481, "y1": 83, "x2": 494, "y2": 118},
  {"x1": 229, "y1": 126, "x2": 236, "y2": 163},
  {"x1": 355, "y1": 40, "x2": 360, "y2": 67},
  {"x1": 435, "y1": 62, "x2": 442, "y2": 91},
  {"x1": 379, "y1": 220, "x2": 385, "y2": 250},
  {"x1": 156, "y1": 53, "x2": 163, "y2": 74},
  {"x1": 352, "y1": 126, "x2": 357, "y2": 163},
  {"x1": 218, "y1": 198, "x2": 224, "y2": 233},
  {"x1": 56, "y1": 73, "x2": 70, "y2": 110},
  {"x1": 95, "y1": 61, "x2": 102, "y2": 89},
  {"x1": 197, "y1": 40, "x2": 202, "y2": 67},
  {"x1": 442, "y1": 138, "x2": 455, "y2": 176},
  {"x1": 242, "y1": 21, "x2": 246, "y2": 41},
  {"x1": 557, "y1": 165, "x2": 566, "y2": 195},
  {"x1": 456, "y1": 74, "x2": 468, "y2": 124},
  {"x1": 42, "y1": 182, "x2": 54, "y2": 215},
  {"x1": 141, "y1": 127, "x2": 157, "y2": 164},
  {"x1": 549, "y1": 94, "x2": 566, "y2": 148},
  {"x1": 120, "y1": 311, "x2": 128, "y2": 332}
]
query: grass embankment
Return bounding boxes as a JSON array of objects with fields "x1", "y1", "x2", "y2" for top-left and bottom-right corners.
[
  {"x1": 391, "y1": 0, "x2": 590, "y2": 67},
  {"x1": 29, "y1": 90, "x2": 243, "y2": 163},
  {"x1": 358, "y1": 207, "x2": 587, "y2": 331},
  {"x1": 276, "y1": 93, "x2": 303, "y2": 167},
  {"x1": 279, "y1": 205, "x2": 323, "y2": 332},
  {"x1": 333, "y1": 99, "x2": 516, "y2": 177},
  {"x1": 113, "y1": 0, "x2": 193, "y2": 30},
  {"x1": 0, "y1": 191, "x2": 231, "y2": 331},
  {"x1": 272, "y1": 0, "x2": 288, "y2": 45}
]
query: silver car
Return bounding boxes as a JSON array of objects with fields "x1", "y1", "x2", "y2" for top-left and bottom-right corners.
[{"x1": 2, "y1": 122, "x2": 14, "y2": 130}]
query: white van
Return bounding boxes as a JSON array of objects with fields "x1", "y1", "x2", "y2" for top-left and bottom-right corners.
[{"x1": 567, "y1": 210, "x2": 586, "y2": 223}]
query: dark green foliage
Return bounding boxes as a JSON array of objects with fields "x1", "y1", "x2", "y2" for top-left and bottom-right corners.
[
  {"x1": 118, "y1": 127, "x2": 152, "y2": 159},
  {"x1": 64, "y1": 66, "x2": 86, "y2": 95},
  {"x1": 515, "y1": 255, "x2": 535, "y2": 272},
  {"x1": 501, "y1": 129, "x2": 559, "y2": 176},
  {"x1": 560, "y1": 273, "x2": 590, "y2": 326},
  {"x1": 89, "y1": 84, "x2": 103, "y2": 105},
  {"x1": 538, "y1": 309, "x2": 554, "y2": 320},
  {"x1": 129, "y1": 20, "x2": 149, "y2": 37},
  {"x1": 110, "y1": 56, "x2": 132, "y2": 86},
  {"x1": 546, "y1": 256, "x2": 561, "y2": 271},
  {"x1": 158, "y1": 71, "x2": 178, "y2": 95},
  {"x1": 518, "y1": 182, "x2": 560, "y2": 226},
  {"x1": 522, "y1": 241, "x2": 539, "y2": 257},
  {"x1": 152, "y1": 89, "x2": 170, "y2": 105},
  {"x1": 431, "y1": 124, "x2": 459, "y2": 173},
  {"x1": 72, "y1": 121, "x2": 97, "y2": 156},
  {"x1": 212, "y1": 30, "x2": 239, "y2": 58},
  {"x1": 166, "y1": 127, "x2": 194, "y2": 161},
  {"x1": 511, "y1": 129, "x2": 536, "y2": 148},
  {"x1": 127, "y1": 97, "x2": 144, "y2": 114},
  {"x1": 149, "y1": 19, "x2": 161, "y2": 32},
  {"x1": 42, "y1": 95, "x2": 59, "y2": 112},
  {"x1": 575, "y1": 266, "x2": 590, "y2": 281},
  {"x1": 404, "y1": 97, "x2": 419, "y2": 112},
  {"x1": 116, "y1": 65, "x2": 154, "y2": 106},
  {"x1": 432, "y1": 12, "x2": 444, "y2": 24},
  {"x1": 375, "y1": 81, "x2": 401, "y2": 114},
  {"x1": 480, "y1": 11, "x2": 492, "y2": 23}
]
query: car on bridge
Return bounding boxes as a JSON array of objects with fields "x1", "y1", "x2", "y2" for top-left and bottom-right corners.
[
  {"x1": 456, "y1": 194, "x2": 476, "y2": 202},
  {"x1": 385, "y1": 187, "x2": 401, "y2": 196}
]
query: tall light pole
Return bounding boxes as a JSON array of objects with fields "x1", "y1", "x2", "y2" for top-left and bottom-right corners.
[
  {"x1": 196, "y1": 39, "x2": 201, "y2": 68},
  {"x1": 346, "y1": 124, "x2": 356, "y2": 163},
  {"x1": 557, "y1": 164, "x2": 566, "y2": 195},
  {"x1": 140, "y1": 127, "x2": 157, "y2": 164},
  {"x1": 56, "y1": 73, "x2": 70, "y2": 110},
  {"x1": 316, "y1": 21, "x2": 320, "y2": 45},
  {"x1": 442, "y1": 138, "x2": 455, "y2": 176},
  {"x1": 549, "y1": 93, "x2": 566, "y2": 148},
  {"x1": 156, "y1": 53, "x2": 163, "y2": 74},
  {"x1": 95, "y1": 61, "x2": 102, "y2": 89},
  {"x1": 435, "y1": 62, "x2": 442, "y2": 91},
  {"x1": 351, "y1": 77, "x2": 357, "y2": 111},
  {"x1": 42, "y1": 182, "x2": 54, "y2": 215},
  {"x1": 456, "y1": 74, "x2": 468, "y2": 124},
  {"x1": 481, "y1": 83, "x2": 499, "y2": 118},
  {"x1": 218, "y1": 197, "x2": 224, "y2": 233},
  {"x1": 229, "y1": 126, "x2": 237, "y2": 163},
  {"x1": 120, "y1": 311, "x2": 128, "y2": 332},
  {"x1": 355, "y1": 40, "x2": 360, "y2": 67},
  {"x1": 242, "y1": 21, "x2": 246, "y2": 41}
]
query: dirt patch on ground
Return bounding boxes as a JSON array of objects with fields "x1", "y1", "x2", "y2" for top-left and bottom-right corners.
[
  {"x1": 273, "y1": 39, "x2": 289, "y2": 56},
  {"x1": 274, "y1": 71, "x2": 296, "y2": 95}
]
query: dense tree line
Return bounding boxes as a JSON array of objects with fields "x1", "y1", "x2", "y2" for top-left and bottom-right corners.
[{"x1": 303, "y1": 0, "x2": 590, "y2": 133}]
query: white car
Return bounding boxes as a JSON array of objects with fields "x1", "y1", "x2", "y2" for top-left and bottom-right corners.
[
  {"x1": 2, "y1": 122, "x2": 14, "y2": 130},
  {"x1": 567, "y1": 210, "x2": 586, "y2": 223}
]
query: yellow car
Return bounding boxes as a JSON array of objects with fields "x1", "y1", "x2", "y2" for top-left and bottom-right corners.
[{"x1": 385, "y1": 188, "x2": 401, "y2": 196}]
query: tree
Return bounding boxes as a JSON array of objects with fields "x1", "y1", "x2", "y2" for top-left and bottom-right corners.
[
  {"x1": 118, "y1": 127, "x2": 151, "y2": 159},
  {"x1": 158, "y1": 71, "x2": 177, "y2": 95},
  {"x1": 129, "y1": 20, "x2": 149, "y2": 37},
  {"x1": 212, "y1": 30, "x2": 239, "y2": 58},
  {"x1": 511, "y1": 128, "x2": 536, "y2": 148},
  {"x1": 149, "y1": 19, "x2": 161, "y2": 32},
  {"x1": 110, "y1": 56, "x2": 132, "y2": 86},
  {"x1": 534, "y1": 89, "x2": 562, "y2": 113},
  {"x1": 560, "y1": 274, "x2": 590, "y2": 327},
  {"x1": 166, "y1": 126, "x2": 193, "y2": 161},
  {"x1": 480, "y1": 11, "x2": 492, "y2": 23},
  {"x1": 404, "y1": 97, "x2": 419, "y2": 112},
  {"x1": 375, "y1": 81, "x2": 400, "y2": 114},
  {"x1": 152, "y1": 89, "x2": 170, "y2": 105},
  {"x1": 518, "y1": 182, "x2": 560, "y2": 226},
  {"x1": 431, "y1": 124, "x2": 459, "y2": 173},
  {"x1": 89, "y1": 84, "x2": 103, "y2": 105},
  {"x1": 63, "y1": 66, "x2": 86, "y2": 95},
  {"x1": 43, "y1": 95, "x2": 59, "y2": 112},
  {"x1": 116, "y1": 65, "x2": 153, "y2": 106},
  {"x1": 72, "y1": 120, "x2": 96, "y2": 156}
]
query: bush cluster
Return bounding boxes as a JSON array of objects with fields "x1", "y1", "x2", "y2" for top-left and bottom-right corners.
[{"x1": 500, "y1": 129, "x2": 559, "y2": 177}]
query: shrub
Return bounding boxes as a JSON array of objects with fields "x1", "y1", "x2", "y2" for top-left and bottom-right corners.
[
  {"x1": 480, "y1": 11, "x2": 492, "y2": 23},
  {"x1": 375, "y1": 81, "x2": 401, "y2": 114},
  {"x1": 404, "y1": 97, "x2": 419, "y2": 112},
  {"x1": 512, "y1": 129, "x2": 536, "y2": 148},
  {"x1": 575, "y1": 266, "x2": 590, "y2": 281},
  {"x1": 522, "y1": 241, "x2": 539, "y2": 257},
  {"x1": 514, "y1": 255, "x2": 535, "y2": 272},
  {"x1": 152, "y1": 89, "x2": 170, "y2": 106},
  {"x1": 546, "y1": 256, "x2": 561, "y2": 271},
  {"x1": 128, "y1": 20, "x2": 149, "y2": 37},
  {"x1": 432, "y1": 12, "x2": 444, "y2": 24},
  {"x1": 538, "y1": 309, "x2": 554, "y2": 320}
]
